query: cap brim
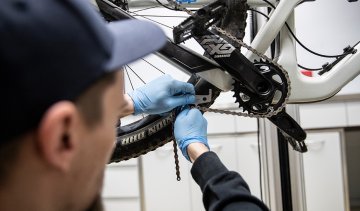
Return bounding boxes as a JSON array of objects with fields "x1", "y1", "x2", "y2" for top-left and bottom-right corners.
[{"x1": 105, "y1": 19, "x2": 167, "y2": 71}]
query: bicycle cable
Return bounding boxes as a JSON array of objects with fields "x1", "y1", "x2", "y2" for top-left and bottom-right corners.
[
  {"x1": 155, "y1": 0, "x2": 181, "y2": 11},
  {"x1": 260, "y1": 0, "x2": 355, "y2": 58},
  {"x1": 249, "y1": 8, "x2": 323, "y2": 71}
]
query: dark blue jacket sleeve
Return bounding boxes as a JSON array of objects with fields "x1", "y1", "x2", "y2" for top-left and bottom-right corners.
[{"x1": 191, "y1": 151, "x2": 270, "y2": 211}]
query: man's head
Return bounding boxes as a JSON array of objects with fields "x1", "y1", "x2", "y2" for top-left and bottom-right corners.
[{"x1": 0, "y1": 0, "x2": 166, "y2": 210}]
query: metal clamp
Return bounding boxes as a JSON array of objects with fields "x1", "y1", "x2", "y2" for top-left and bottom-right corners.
[{"x1": 195, "y1": 89, "x2": 212, "y2": 105}]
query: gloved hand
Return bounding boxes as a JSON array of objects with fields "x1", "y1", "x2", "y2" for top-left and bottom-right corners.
[
  {"x1": 174, "y1": 108, "x2": 209, "y2": 161},
  {"x1": 128, "y1": 75, "x2": 196, "y2": 115}
]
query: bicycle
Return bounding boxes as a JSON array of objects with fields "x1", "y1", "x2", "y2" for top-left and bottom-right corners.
[{"x1": 94, "y1": 0, "x2": 360, "y2": 163}]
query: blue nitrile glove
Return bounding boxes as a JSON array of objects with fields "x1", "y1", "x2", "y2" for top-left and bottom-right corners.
[
  {"x1": 174, "y1": 108, "x2": 209, "y2": 161},
  {"x1": 128, "y1": 75, "x2": 196, "y2": 115}
]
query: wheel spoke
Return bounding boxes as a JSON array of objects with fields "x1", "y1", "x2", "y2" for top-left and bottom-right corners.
[
  {"x1": 126, "y1": 65, "x2": 146, "y2": 84},
  {"x1": 124, "y1": 66, "x2": 135, "y2": 90},
  {"x1": 131, "y1": 14, "x2": 188, "y2": 18},
  {"x1": 125, "y1": 67, "x2": 146, "y2": 118},
  {"x1": 141, "y1": 58, "x2": 165, "y2": 74},
  {"x1": 129, "y1": 11, "x2": 174, "y2": 29},
  {"x1": 132, "y1": 5, "x2": 161, "y2": 13}
]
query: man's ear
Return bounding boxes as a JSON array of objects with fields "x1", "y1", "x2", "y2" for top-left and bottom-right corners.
[{"x1": 36, "y1": 101, "x2": 81, "y2": 172}]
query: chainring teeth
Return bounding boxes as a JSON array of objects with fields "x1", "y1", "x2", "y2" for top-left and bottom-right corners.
[{"x1": 232, "y1": 60, "x2": 289, "y2": 115}]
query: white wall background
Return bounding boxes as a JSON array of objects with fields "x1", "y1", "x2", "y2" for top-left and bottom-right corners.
[{"x1": 294, "y1": 0, "x2": 360, "y2": 95}]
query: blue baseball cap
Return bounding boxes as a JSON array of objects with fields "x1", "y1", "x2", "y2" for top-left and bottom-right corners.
[{"x1": 0, "y1": 0, "x2": 166, "y2": 141}]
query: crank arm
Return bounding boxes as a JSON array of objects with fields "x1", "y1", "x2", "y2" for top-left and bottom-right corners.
[
  {"x1": 193, "y1": 32, "x2": 274, "y2": 99},
  {"x1": 173, "y1": 1, "x2": 274, "y2": 99},
  {"x1": 268, "y1": 110, "x2": 307, "y2": 152}
]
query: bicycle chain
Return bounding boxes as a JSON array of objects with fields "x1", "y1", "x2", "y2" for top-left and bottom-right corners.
[
  {"x1": 166, "y1": 0, "x2": 293, "y2": 181},
  {"x1": 208, "y1": 26, "x2": 291, "y2": 118},
  {"x1": 167, "y1": 0, "x2": 291, "y2": 119},
  {"x1": 116, "y1": 1, "x2": 292, "y2": 180}
]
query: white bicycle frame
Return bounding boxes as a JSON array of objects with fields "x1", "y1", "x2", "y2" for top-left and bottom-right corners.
[
  {"x1": 122, "y1": 0, "x2": 360, "y2": 103},
  {"x1": 245, "y1": 0, "x2": 360, "y2": 103}
]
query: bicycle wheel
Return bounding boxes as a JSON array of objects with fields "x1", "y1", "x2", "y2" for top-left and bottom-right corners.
[{"x1": 94, "y1": 0, "x2": 248, "y2": 162}]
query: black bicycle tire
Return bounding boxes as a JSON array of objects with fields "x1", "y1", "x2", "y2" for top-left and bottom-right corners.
[{"x1": 110, "y1": 76, "x2": 221, "y2": 162}]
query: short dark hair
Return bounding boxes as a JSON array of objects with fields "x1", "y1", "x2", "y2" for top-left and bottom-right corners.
[
  {"x1": 0, "y1": 72, "x2": 116, "y2": 184},
  {"x1": 75, "y1": 71, "x2": 117, "y2": 128}
]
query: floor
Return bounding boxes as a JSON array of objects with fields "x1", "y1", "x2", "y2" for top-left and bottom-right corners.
[{"x1": 351, "y1": 206, "x2": 360, "y2": 211}]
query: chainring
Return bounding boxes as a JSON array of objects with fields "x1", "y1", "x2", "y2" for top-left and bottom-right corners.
[{"x1": 232, "y1": 60, "x2": 289, "y2": 115}]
